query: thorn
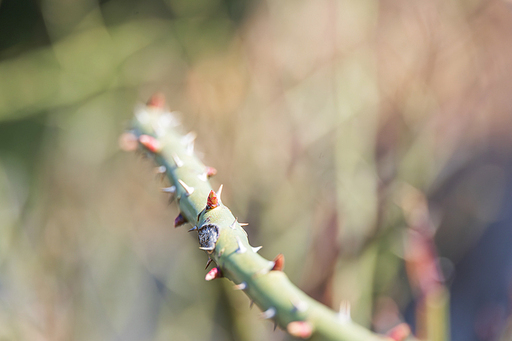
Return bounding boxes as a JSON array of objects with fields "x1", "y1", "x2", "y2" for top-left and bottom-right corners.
[
  {"x1": 174, "y1": 213, "x2": 187, "y2": 228},
  {"x1": 198, "y1": 172, "x2": 208, "y2": 181},
  {"x1": 172, "y1": 153, "x2": 184, "y2": 167},
  {"x1": 338, "y1": 300, "x2": 351, "y2": 323},
  {"x1": 235, "y1": 236, "x2": 247, "y2": 254},
  {"x1": 178, "y1": 179, "x2": 194, "y2": 196},
  {"x1": 206, "y1": 190, "x2": 220, "y2": 210},
  {"x1": 291, "y1": 300, "x2": 308, "y2": 313},
  {"x1": 139, "y1": 135, "x2": 161, "y2": 153},
  {"x1": 250, "y1": 300, "x2": 254, "y2": 309},
  {"x1": 119, "y1": 132, "x2": 138, "y2": 151},
  {"x1": 272, "y1": 254, "x2": 285, "y2": 271},
  {"x1": 233, "y1": 282, "x2": 247, "y2": 290},
  {"x1": 218, "y1": 247, "x2": 225, "y2": 257},
  {"x1": 147, "y1": 92, "x2": 166, "y2": 109},
  {"x1": 188, "y1": 226, "x2": 197, "y2": 232},
  {"x1": 274, "y1": 321, "x2": 278, "y2": 331},
  {"x1": 205, "y1": 257, "x2": 213, "y2": 270},
  {"x1": 181, "y1": 132, "x2": 197, "y2": 146},
  {"x1": 162, "y1": 186, "x2": 176, "y2": 193},
  {"x1": 287, "y1": 321, "x2": 313, "y2": 339},
  {"x1": 205, "y1": 267, "x2": 223, "y2": 281},
  {"x1": 230, "y1": 218, "x2": 238, "y2": 230},
  {"x1": 155, "y1": 165, "x2": 166, "y2": 174},
  {"x1": 386, "y1": 323, "x2": 411, "y2": 341},
  {"x1": 261, "y1": 307, "x2": 276, "y2": 319},
  {"x1": 199, "y1": 246, "x2": 215, "y2": 251},
  {"x1": 186, "y1": 141, "x2": 194, "y2": 155},
  {"x1": 252, "y1": 246, "x2": 262, "y2": 253},
  {"x1": 239, "y1": 222, "x2": 249, "y2": 226},
  {"x1": 216, "y1": 184, "x2": 223, "y2": 203},
  {"x1": 206, "y1": 166, "x2": 217, "y2": 178}
]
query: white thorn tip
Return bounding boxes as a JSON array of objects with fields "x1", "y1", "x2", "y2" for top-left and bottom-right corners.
[
  {"x1": 181, "y1": 132, "x2": 197, "y2": 145},
  {"x1": 292, "y1": 300, "x2": 308, "y2": 313},
  {"x1": 188, "y1": 226, "x2": 197, "y2": 232},
  {"x1": 234, "y1": 282, "x2": 247, "y2": 290},
  {"x1": 199, "y1": 246, "x2": 214, "y2": 251},
  {"x1": 172, "y1": 154, "x2": 184, "y2": 167},
  {"x1": 252, "y1": 246, "x2": 262, "y2": 253},
  {"x1": 239, "y1": 222, "x2": 249, "y2": 226},
  {"x1": 216, "y1": 184, "x2": 223, "y2": 202},
  {"x1": 261, "y1": 307, "x2": 276, "y2": 319},
  {"x1": 198, "y1": 172, "x2": 208, "y2": 181},
  {"x1": 186, "y1": 141, "x2": 194, "y2": 155},
  {"x1": 162, "y1": 186, "x2": 176, "y2": 193},
  {"x1": 178, "y1": 179, "x2": 194, "y2": 195},
  {"x1": 236, "y1": 236, "x2": 247, "y2": 254},
  {"x1": 230, "y1": 218, "x2": 238, "y2": 230},
  {"x1": 155, "y1": 165, "x2": 166, "y2": 174},
  {"x1": 338, "y1": 301, "x2": 351, "y2": 323}
]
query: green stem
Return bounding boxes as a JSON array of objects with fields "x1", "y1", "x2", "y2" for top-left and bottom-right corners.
[{"x1": 128, "y1": 100, "x2": 391, "y2": 341}]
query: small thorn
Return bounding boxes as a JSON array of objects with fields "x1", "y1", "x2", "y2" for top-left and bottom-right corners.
[
  {"x1": 250, "y1": 301, "x2": 254, "y2": 309},
  {"x1": 199, "y1": 246, "x2": 215, "y2": 251},
  {"x1": 287, "y1": 321, "x2": 313, "y2": 339},
  {"x1": 155, "y1": 165, "x2": 166, "y2": 174},
  {"x1": 172, "y1": 154, "x2": 184, "y2": 167},
  {"x1": 198, "y1": 172, "x2": 208, "y2": 181},
  {"x1": 174, "y1": 213, "x2": 187, "y2": 228},
  {"x1": 186, "y1": 141, "x2": 194, "y2": 155},
  {"x1": 272, "y1": 254, "x2": 285, "y2": 271},
  {"x1": 205, "y1": 267, "x2": 223, "y2": 281},
  {"x1": 239, "y1": 222, "x2": 249, "y2": 227},
  {"x1": 119, "y1": 132, "x2": 138, "y2": 151},
  {"x1": 162, "y1": 186, "x2": 176, "y2": 193},
  {"x1": 188, "y1": 226, "x2": 197, "y2": 232},
  {"x1": 233, "y1": 282, "x2": 247, "y2": 290},
  {"x1": 205, "y1": 257, "x2": 213, "y2": 270},
  {"x1": 216, "y1": 184, "x2": 223, "y2": 203},
  {"x1": 261, "y1": 307, "x2": 276, "y2": 319},
  {"x1": 338, "y1": 300, "x2": 351, "y2": 323},
  {"x1": 274, "y1": 321, "x2": 278, "y2": 331},
  {"x1": 181, "y1": 132, "x2": 197, "y2": 146},
  {"x1": 235, "y1": 236, "x2": 247, "y2": 254},
  {"x1": 386, "y1": 323, "x2": 411, "y2": 341},
  {"x1": 206, "y1": 190, "x2": 220, "y2": 210},
  {"x1": 206, "y1": 167, "x2": 217, "y2": 178},
  {"x1": 230, "y1": 218, "x2": 238, "y2": 230},
  {"x1": 252, "y1": 246, "x2": 262, "y2": 253},
  {"x1": 291, "y1": 300, "x2": 308, "y2": 313},
  {"x1": 147, "y1": 92, "x2": 166, "y2": 109},
  {"x1": 218, "y1": 247, "x2": 225, "y2": 257},
  {"x1": 139, "y1": 135, "x2": 161, "y2": 153},
  {"x1": 178, "y1": 179, "x2": 194, "y2": 196}
]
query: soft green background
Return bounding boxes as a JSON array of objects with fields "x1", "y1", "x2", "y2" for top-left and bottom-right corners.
[{"x1": 1, "y1": 0, "x2": 512, "y2": 340}]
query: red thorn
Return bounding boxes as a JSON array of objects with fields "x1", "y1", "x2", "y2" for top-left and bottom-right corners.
[
  {"x1": 272, "y1": 254, "x2": 285, "y2": 271},
  {"x1": 174, "y1": 213, "x2": 187, "y2": 228},
  {"x1": 206, "y1": 190, "x2": 220, "y2": 210},
  {"x1": 147, "y1": 93, "x2": 166, "y2": 109},
  {"x1": 139, "y1": 135, "x2": 160, "y2": 153},
  {"x1": 205, "y1": 267, "x2": 223, "y2": 281},
  {"x1": 287, "y1": 321, "x2": 313, "y2": 339},
  {"x1": 206, "y1": 167, "x2": 217, "y2": 178},
  {"x1": 386, "y1": 323, "x2": 411, "y2": 341}
]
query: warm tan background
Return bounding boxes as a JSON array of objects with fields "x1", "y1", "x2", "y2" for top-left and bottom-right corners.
[{"x1": 1, "y1": 0, "x2": 512, "y2": 340}]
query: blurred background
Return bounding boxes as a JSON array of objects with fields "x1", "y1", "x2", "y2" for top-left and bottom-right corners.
[{"x1": 1, "y1": 0, "x2": 512, "y2": 340}]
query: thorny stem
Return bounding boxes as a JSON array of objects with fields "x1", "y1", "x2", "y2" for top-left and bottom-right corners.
[{"x1": 125, "y1": 96, "x2": 404, "y2": 341}]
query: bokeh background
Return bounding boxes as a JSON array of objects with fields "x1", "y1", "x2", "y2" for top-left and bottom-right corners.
[{"x1": 1, "y1": 0, "x2": 512, "y2": 340}]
